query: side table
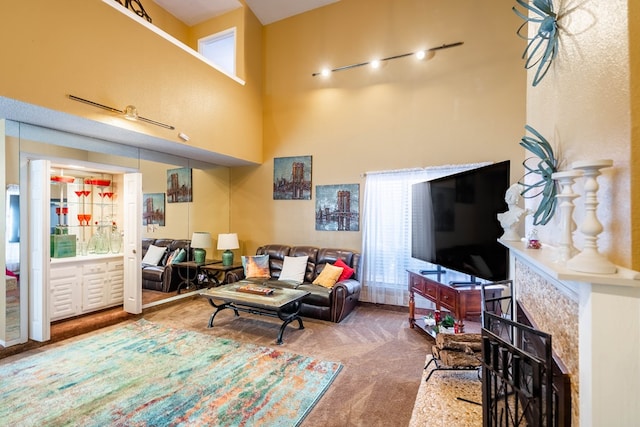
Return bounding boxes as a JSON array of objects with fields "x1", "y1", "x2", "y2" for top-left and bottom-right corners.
[
  {"x1": 200, "y1": 262, "x2": 244, "y2": 287},
  {"x1": 174, "y1": 260, "x2": 220, "y2": 294}
]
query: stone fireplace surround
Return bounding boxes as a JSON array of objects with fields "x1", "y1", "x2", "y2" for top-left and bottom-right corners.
[{"x1": 502, "y1": 240, "x2": 640, "y2": 426}]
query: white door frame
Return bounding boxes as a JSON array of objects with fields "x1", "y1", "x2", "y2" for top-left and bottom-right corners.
[
  {"x1": 123, "y1": 172, "x2": 142, "y2": 314},
  {"x1": 28, "y1": 159, "x2": 51, "y2": 342}
]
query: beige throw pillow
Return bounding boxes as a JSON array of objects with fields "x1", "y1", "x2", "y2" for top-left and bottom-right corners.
[
  {"x1": 312, "y1": 263, "x2": 344, "y2": 288},
  {"x1": 279, "y1": 256, "x2": 309, "y2": 284}
]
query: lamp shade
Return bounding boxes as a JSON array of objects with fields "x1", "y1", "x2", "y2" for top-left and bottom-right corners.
[
  {"x1": 217, "y1": 233, "x2": 239, "y2": 250},
  {"x1": 190, "y1": 232, "x2": 212, "y2": 249}
]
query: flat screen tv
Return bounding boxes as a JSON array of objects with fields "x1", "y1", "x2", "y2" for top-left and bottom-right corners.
[{"x1": 411, "y1": 161, "x2": 510, "y2": 283}]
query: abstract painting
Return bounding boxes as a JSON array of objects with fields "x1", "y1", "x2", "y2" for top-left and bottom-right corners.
[
  {"x1": 273, "y1": 156, "x2": 312, "y2": 200},
  {"x1": 167, "y1": 167, "x2": 192, "y2": 203},
  {"x1": 315, "y1": 184, "x2": 360, "y2": 231},
  {"x1": 142, "y1": 193, "x2": 165, "y2": 226}
]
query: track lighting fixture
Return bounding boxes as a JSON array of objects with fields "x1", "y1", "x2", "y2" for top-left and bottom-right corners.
[
  {"x1": 68, "y1": 94, "x2": 175, "y2": 130},
  {"x1": 312, "y1": 41, "x2": 464, "y2": 77}
]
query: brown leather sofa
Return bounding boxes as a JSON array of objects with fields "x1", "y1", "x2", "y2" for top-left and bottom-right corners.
[
  {"x1": 141, "y1": 238, "x2": 194, "y2": 292},
  {"x1": 226, "y1": 244, "x2": 361, "y2": 323}
]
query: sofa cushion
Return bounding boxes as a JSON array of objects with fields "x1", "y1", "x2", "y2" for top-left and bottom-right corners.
[
  {"x1": 256, "y1": 245, "x2": 291, "y2": 279},
  {"x1": 279, "y1": 256, "x2": 308, "y2": 284},
  {"x1": 142, "y1": 265, "x2": 165, "y2": 281},
  {"x1": 289, "y1": 246, "x2": 319, "y2": 283},
  {"x1": 171, "y1": 248, "x2": 187, "y2": 264},
  {"x1": 242, "y1": 254, "x2": 270, "y2": 278},
  {"x1": 313, "y1": 263, "x2": 344, "y2": 288},
  {"x1": 334, "y1": 258, "x2": 355, "y2": 281},
  {"x1": 142, "y1": 244, "x2": 167, "y2": 266},
  {"x1": 297, "y1": 283, "x2": 332, "y2": 306}
]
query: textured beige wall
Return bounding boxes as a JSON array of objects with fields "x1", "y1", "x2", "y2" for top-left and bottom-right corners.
[
  {"x1": 524, "y1": 0, "x2": 633, "y2": 267},
  {"x1": 0, "y1": 0, "x2": 262, "y2": 164},
  {"x1": 630, "y1": 1, "x2": 640, "y2": 271},
  {"x1": 231, "y1": 0, "x2": 526, "y2": 254}
]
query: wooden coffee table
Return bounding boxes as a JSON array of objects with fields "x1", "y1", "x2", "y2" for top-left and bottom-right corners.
[{"x1": 201, "y1": 282, "x2": 310, "y2": 345}]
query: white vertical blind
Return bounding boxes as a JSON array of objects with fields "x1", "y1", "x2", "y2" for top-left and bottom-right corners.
[{"x1": 360, "y1": 163, "x2": 489, "y2": 305}]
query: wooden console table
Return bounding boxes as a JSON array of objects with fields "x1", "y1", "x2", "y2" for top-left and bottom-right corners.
[{"x1": 408, "y1": 270, "x2": 501, "y2": 337}]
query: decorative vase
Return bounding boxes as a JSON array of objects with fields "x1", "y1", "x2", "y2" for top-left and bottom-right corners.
[
  {"x1": 89, "y1": 226, "x2": 110, "y2": 255},
  {"x1": 566, "y1": 159, "x2": 617, "y2": 274},
  {"x1": 110, "y1": 227, "x2": 122, "y2": 254}
]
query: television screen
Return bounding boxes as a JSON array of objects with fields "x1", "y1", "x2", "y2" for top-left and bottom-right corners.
[{"x1": 411, "y1": 161, "x2": 510, "y2": 282}]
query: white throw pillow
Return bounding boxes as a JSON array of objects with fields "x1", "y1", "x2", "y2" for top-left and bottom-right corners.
[
  {"x1": 142, "y1": 244, "x2": 167, "y2": 266},
  {"x1": 278, "y1": 255, "x2": 309, "y2": 284}
]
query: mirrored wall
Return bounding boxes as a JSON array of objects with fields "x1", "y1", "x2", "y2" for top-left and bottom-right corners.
[{"x1": 2, "y1": 120, "x2": 230, "y2": 347}]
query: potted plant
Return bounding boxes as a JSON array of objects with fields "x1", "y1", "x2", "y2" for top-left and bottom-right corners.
[{"x1": 439, "y1": 314, "x2": 456, "y2": 333}]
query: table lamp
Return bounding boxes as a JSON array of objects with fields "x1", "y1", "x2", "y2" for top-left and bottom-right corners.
[
  {"x1": 217, "y1": 233, "x2": 239, "y2": 266},
  {"x1": 191, "y1": 232, "x2": 212, "y2": 264}
]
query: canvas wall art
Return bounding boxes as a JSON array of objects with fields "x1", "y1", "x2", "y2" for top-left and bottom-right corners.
[
  {"x1": 273, "y1": 156, "x2": 312, "y2": 200},
  {"x1": 142, "y1": 193, "x2": 165, "y2": 226},
  {"x1": 167, "y1": 167, "x2": 192, "y2": 203},
  {"x1": 315, "y1": 184, "x2": 360, "y2": 231}
]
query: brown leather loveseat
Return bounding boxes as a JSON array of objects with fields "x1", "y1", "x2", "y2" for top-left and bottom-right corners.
[
  {"x1": 227, "y1": 244, "x2": 361, "y2": 323},
  {"x1": 141, "y1": 238, "x2": 194, "y2": 292}
]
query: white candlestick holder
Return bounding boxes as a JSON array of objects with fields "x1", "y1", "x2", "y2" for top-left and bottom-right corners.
[
  {"x1": 566, "y1": 159, "x2": 617, "y2": 274},
  {"x1": 552, "y1": 170, "x2": 582, "y2": 263}
]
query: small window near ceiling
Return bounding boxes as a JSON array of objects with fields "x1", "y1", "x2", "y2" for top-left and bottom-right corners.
[{"x1": 198, "y1": 28, "x2": 236, "y2": 77}]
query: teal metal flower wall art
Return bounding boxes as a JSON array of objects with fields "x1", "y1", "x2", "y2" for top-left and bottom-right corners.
[
  {"x1": 513, "y1": 0, "x2": 559, "y2": 86},
  {"x1": 518, "y1": 125, "x2": 558, "y2": 226}
]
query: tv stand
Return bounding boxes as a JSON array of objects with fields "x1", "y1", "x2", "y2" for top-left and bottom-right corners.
[{"x1": 407, "y1": 270, "x2": 501, "y2": 337}]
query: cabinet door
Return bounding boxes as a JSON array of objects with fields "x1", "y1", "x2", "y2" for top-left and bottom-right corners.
[
  {"x1": 107, "y1": 259, "x2": 124, "y2": 305},
  {"x1": 82, "y1": 262, "x2": 108, "y2": 311},
  {"x1": 50, "y1": 265, "x2": 80, "y2": 321}
]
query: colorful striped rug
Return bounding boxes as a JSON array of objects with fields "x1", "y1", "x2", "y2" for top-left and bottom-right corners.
[{"x1": 0, "y1": 319, "x2": 342, "y2": 426}]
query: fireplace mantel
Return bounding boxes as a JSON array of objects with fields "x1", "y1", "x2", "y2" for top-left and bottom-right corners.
[
  {"x1": 500, "y1": 239, "x2": 640, "y2": 288},
  {"x1": 500, "y1": 238, "x2": 640, "y2": 426}
]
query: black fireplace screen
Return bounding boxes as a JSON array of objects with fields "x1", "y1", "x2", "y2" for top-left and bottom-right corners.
[{"x1": 481, "y1": 312, "x2": 571, "y2": 426}]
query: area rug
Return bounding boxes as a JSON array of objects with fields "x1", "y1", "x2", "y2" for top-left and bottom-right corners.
[
  {"x1": 409, "y1": 355, "x2": 482, "y2": 427},
  {"x1": 0, "y1": 319, "x2": 342, "y2": 426}
]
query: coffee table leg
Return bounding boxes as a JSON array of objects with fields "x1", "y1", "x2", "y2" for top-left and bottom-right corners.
[
  {"x1": 207, "y1": 299, "x2": 239, "y2": 328},
  {"x1": 276, "y1": 301, "x2": 305, "y2": 345}
]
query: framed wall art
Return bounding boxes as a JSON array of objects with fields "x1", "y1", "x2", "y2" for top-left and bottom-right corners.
[
  {"x1": 167, "y1": 167, "x2": 192, "y2": 203},
  {"x1": 142, "y1": 193, "x2": 165, "y2": 226},
  {"x1": 315, "y1": 184, "x2": 360, "y2": 231},
  {"x1": 273, "y1": 155, "x2": 312, "y2": 200}
]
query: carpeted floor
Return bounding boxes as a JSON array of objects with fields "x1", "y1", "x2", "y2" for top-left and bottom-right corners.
[
  {"x1": 409, "y1": 355, "x2": 482, "y2": 426},
  {"x1": 2, "y1": 297, "x2": 432, "y2": 426}
]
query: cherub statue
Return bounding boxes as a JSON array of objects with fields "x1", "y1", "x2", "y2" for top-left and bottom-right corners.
[{"x1": 497, "y1": 183, "x2": 527, "y2": 241}]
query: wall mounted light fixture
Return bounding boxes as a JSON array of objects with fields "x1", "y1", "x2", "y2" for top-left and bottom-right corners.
[
  {"x1": 312, "y1": 41, "x2": 464, "y2": 77},
  {"x1": 68, "y1": 94, "x2": 175, "y2": 130}
]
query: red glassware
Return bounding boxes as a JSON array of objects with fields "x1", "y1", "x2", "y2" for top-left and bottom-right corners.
[
  {"x1": 75, "y1": 191, "x2": 84, "y2": 198},
  {"x1": 77, "y1": 214, "x2": 85, "y2": 225},
  {"x1": 83, "y1": 190, "x2": 91, "y2": 197}
]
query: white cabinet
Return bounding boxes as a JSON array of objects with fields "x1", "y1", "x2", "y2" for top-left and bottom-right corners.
[
  {"x1": 50, "y1": 265, "x2": 81, "y2": 321},
  {"x1": 82, "y1": 262, "x2": 108, "y2": 311},
  {"x1": 107, "y1": 259, "x2": 124, "y2": 305},
  {"x1": 50, "y1": 255, "x2": 124, "y2": 321}
]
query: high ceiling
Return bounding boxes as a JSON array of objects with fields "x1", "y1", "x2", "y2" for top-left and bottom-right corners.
[{"x1": 152, "y1": 0, "x2": 340, "y2": 26}]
